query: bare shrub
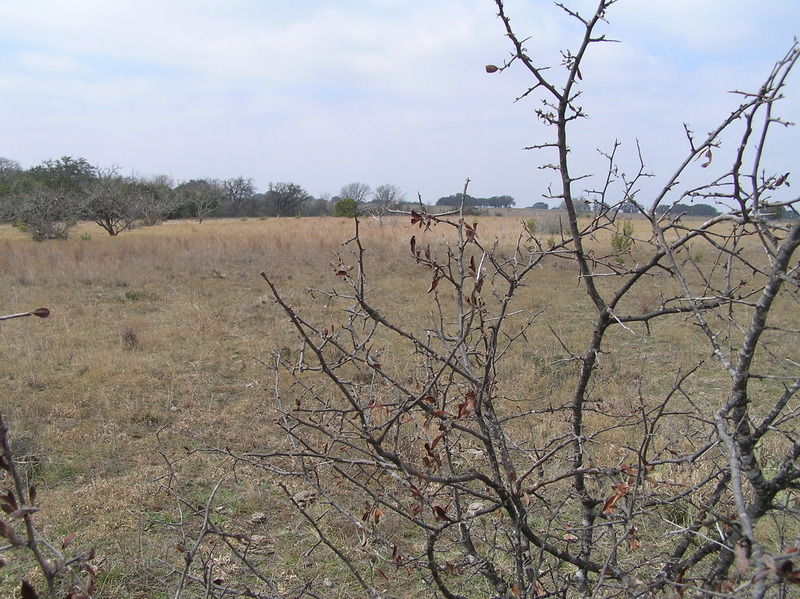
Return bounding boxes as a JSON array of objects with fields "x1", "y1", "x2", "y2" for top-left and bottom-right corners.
[{"x1": 163, "y1": 2, "x2": 800, "y2": 598}]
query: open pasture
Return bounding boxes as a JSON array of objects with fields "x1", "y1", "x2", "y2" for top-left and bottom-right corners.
[{"x1": 0, "y1": 214, "x2": 796, "y2": 596}]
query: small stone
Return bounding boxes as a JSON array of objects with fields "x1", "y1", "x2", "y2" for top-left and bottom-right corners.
[{"x1": 250, "y1": 512, "x2": 268, "y2": 524}]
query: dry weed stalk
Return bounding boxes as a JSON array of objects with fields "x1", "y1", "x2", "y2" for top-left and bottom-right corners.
[
  {"x1": 1, "y1": 308, "x2": 99, "y2": 598},
  {"x1": 1, "y1": 411, "x2": 98, "y2": 598}
]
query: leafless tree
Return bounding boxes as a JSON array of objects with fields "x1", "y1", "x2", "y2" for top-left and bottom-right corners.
[
  {"x1": 135, "y1": 174, "x2": 180, "y2": 226},
  {"x1": 163, "y1": 2, "x2": 800, "y2": 598},
  {"x1": 1, "y1": 179, "x2": 82, "y2": 240},
  {"x1": 368, "y1": 183, "x2": 407, "y2": 224},
  {"x1": 176, "y1": 179, "x2": 224, "y2": 223},
  {"x1": 340, "y1": 182, "x2": 372, "y2": 204},
  {"x1": 84, "y1": 166, "x2": 142, "y2": 236}
]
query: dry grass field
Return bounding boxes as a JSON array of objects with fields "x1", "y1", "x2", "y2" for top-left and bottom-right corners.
[{"x1": 0, "y1": 213, "x2": 796, "y2": 597}]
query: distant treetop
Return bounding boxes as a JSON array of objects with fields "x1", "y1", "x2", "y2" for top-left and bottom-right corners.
[{"x1": 436, "y1": 193, "x2": 515, "y2": 209}]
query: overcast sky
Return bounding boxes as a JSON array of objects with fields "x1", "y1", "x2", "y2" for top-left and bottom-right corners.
[{"x1": 2, "y1": 1, "x2": 798, "y2": 206}]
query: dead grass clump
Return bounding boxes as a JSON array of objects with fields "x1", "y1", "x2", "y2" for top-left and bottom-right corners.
[{"x1": 121, "y1": 326, "x2": 140, "y2": 350}]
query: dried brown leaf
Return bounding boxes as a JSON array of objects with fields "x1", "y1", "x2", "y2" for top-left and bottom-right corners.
[
  {"x1": 1, "y1": 490, "x2": 17, "y2": 512},
  {"x1": 432, "y1": 505, "x2": 455, "y2": 522},
  {"x1": 427, "y1": 275, "x2": 441, "y2": 293},
  {"x1": 602, "y1": 493, "x2": 621, "y2": 515},
  {"x1": 0, "y1": 520, "x2": 24, "y2": 546},
  {"x1": 62, "y1": 532, "x2": 75, "y2": 550},
  {"x1": 20, "y1": 580, "x2": 39, "y2": 599}
]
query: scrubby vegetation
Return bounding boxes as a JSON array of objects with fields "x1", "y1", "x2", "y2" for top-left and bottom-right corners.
[{"x1": 1, "y1": 1, "x2": 799, "y2": 598}]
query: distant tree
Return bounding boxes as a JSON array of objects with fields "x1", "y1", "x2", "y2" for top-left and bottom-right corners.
[
  {"x1": 558, "y1": 197, "x2": 593, "y2": 213},
  {"x1": 0, "y1": 157, "x2": 22, "y2": 197},
  {"x1": 0, "y1": 156, "x2": 22, "y2": 178},
  {"x1": 2, "y1": 156, "x2": 95, "y2": 240},
  {"x1": 368, "y1": 183, "x2": 406, "y2": 223},
  {"x1": 531, "y1": 201, "x2": 549, "y2": 209},
  {"x1": 371, "y1": 184, "x2": 405, "y2": 207},
  {"x1": 759, "y1": 201, "x2": 796, "y2": 220},
  {"x1": 3, "y1": 179, "x2": 81, "y2": 240},
  {"x1": 299, "y1": 197, "x2": 332, "y2": 217},
  {"x1": 339, "y1": 182, "x2": 371, "y2": 203},
  {"x1": 135, "y1": 175, "x2": 180, "y2": 225},
  {"x1": 175, "y1": 179, "x2": 224, "y2": 223},
  {"x1": 305, "y1": 192, "x2": 334, "y2": 216},
  {"x1": 26, "y1": 156, "x2": 96, "y2": 195},
  {"x1": 487, "y1": 194, "x2": 515, "y2": 208},
  {"x1": 85, "y1": 167, "x2": 142, "y2": 236},
  {"x1": 219, "y1": 177, "x2": 256, "y2": 217},
  {"x1": 655, "y1": 202, "x2": 720, "y2": 217},
  {"x1": 332, "y1": 197, "x2": 359, "y2": 218},
  {"x1": 437, "y1": 193, "x2": 515, "y2": 208},
  {"x1": 436, "y1": 193, "x2": 476, "y2": 207},
  {"x1": 265, "y1": 182, "x2": 312, "y2": 217}
]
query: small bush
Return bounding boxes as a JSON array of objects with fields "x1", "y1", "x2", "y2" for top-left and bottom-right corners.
[
  {"x1": 122, "y1": 327, "x2": 140, "y2": 349},
  {"x1": 116, "y1": 290, "x2": 160, "y2": 303},
  {"x1": 332, "y1": 198, "x2": 359, "y2": 218},
  {"x1": 610, "y1": 220, "x2": 634, "y2": 254}
]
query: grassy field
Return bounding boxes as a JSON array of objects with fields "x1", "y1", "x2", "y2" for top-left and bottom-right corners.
[{"x1": 0, "y1": 214, "x2": 795, "y2": 597}]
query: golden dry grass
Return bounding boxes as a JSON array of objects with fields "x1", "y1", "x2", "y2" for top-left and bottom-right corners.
[{"x1": 0, "y1": 214, "x2": 795, "y2": 596}]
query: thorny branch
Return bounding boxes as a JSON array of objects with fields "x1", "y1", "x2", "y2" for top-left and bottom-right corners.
[{"x1": 159, "y1": 2, "x2": 800, "y2": 598}]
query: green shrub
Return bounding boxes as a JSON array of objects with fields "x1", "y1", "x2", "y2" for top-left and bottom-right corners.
[
  {"x1": 611, "y1": 220, "x2": 634, "y2": 254},
  {"x1": 332, "y1": 198, "x2": 359, "y2": 218}
]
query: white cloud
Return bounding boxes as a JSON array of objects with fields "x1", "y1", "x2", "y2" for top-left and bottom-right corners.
[{"x1": 1, "y1": 0, "x2": 797, "y2": 205}]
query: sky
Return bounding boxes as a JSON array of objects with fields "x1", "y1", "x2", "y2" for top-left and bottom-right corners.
[{"x1": 1, "y1": 0, "x2": 798, "y2": 207}]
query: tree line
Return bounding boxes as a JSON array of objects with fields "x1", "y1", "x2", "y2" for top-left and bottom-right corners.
[
  {"x1": 0, "y1": 156, "x2": 419, "y2": 240},
  {"x1": 436, "y1": 192, "x2": 516, "y2": 208}
]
